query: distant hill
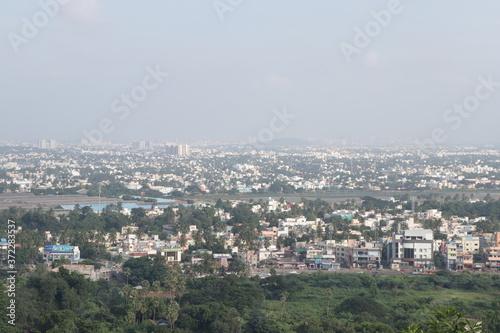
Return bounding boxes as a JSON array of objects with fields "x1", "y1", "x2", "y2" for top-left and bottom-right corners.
[{"x1": 265, "y1": 138, "x2": 315, "y2": 147}]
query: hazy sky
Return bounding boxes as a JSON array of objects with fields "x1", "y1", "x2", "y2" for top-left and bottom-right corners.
[{"x1": 1, "y1": 0, "x2": 500, "y2": 145}]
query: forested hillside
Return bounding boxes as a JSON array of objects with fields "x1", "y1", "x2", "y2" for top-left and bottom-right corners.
[{"x1": 1, "y1": 266, "x2": 498, "y2": 332}]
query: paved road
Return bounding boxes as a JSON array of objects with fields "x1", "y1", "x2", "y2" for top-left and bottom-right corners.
[
  {"x1": 250, "y1": 267, "x2": 500, "y2": 278},
  {"x1": 249, "y1": 267, "x2": 412, "y2": 278}
]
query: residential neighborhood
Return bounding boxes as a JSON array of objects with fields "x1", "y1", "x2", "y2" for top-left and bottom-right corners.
[{"x1": 1, "y1": 144, "x2": 500, "y2": 332}]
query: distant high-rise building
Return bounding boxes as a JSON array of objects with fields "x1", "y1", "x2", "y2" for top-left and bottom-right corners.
[
  {"x1": 132, "y1": 141, "x2": 146, "y2": 149},
  {"x1": 165, "y1": 143, "x2": 190, "y2": 156},
  {"x1": 38, "y1": 139, "x2": 57, "y2": 149},
  {"x1": 178, "y1": 144, "x2": 190, "y2": 156}
]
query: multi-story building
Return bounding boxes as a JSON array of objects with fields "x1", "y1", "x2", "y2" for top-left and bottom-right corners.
[
  {"x1": 444, "y1": 241, "x2": 464, "y2": 270},
  {"x1": 484, "y1": 232, "x2": 500, "y2": 269},
  {"x1": 304, "y1": 248, "x2": 336, "y2": 269},
  {"x1": 238, "y1": 249, "x2": 258, "y2": 266},
  {"x1": 460, "y1": 235, "x2": 480, "y2": 255},
  {"x1": 336, "y1": 242, "x2": 382, "y2": 269},
  {"x1": 132, "y1": 141, "x2": 146, "y2": 149},
  {"x1": 165, "y1": 144, "x2": 190, "y2": 156},
  {"x1": 485, "y1": 246, "x2": 500, "y2": 269},
  {"x1": 43, "y1": 245, "x2": 80, "y2": 263},
  {"x1": 387, "y1": 229, "x2": 434, "y2": 269},
  {"x1": 38, "y1": 139, "x2": 57, "y2": 149},
  {"x1": 158, "y1": 243, "x2": 182, "y2": 265}
]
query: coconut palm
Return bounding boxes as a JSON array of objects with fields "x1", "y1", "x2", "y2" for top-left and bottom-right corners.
[
  {"x1": 152, "y1": 280, "x2": 161, "y2": 293},
  {"x1": 325, "y1": 288, "x2": 333, "y2": 316},
  {"x1": 123, "y1": 267, "x2": 132, "y2": 285},
  {"x1": 165, "y1": 301, "x2": 180, "y2": 330},
  {"x1": 122, "y1": 284, "x2": 133, "y2": 306},
  {"x1": 280, "y1": 291, "x2": 289, "y2": 319},
  {"x1": 151, "y1": 297, "x2": 160, "y2": 321}
]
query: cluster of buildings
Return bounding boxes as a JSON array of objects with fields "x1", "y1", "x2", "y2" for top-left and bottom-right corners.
[
  {"x1": 3, "y1": 193, "x2": 500, "y2": 283},
  {"x1": 1, "y1": 145, "x2": 500, "y2": 197},
  {"x1": 444, "y1": 233, "x2": 500, "y2": 270},
  {"x1": 131, "y1": 141, "x2": 191, "y2": 156},
  {"x1": 2, "y1": 143, "x2": 500, "y2": 280}
]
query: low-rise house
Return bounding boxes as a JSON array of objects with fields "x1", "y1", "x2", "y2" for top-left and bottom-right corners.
[{"x1": 52, "y1": 264, "x2": 111, "y2": 281}]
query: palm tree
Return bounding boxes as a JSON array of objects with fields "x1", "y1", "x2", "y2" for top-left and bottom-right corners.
[
  {"x1": 165, "y1": 301, "x2": 180, "y2": 330},
  {"x1": 140, "y1": 280, "x2": 150, "y2": 298},
  {"x1": 122, "y1": 284, "x2": 133, "y2": 305},
  {"x1": 151, "y1": 296, "x2": 160, "y2": 321},
  {"x1": 164, "y1": 265, "x2": 186, "y2": 299},
  {"x1": 131, "y1": 299, "x2": 142, "y2": 324},
  {"x1": 152, "y1": 280, "x2": 161, "y2": 293},
  {"x1": 280, "y1": 291, "x2": 289, "y2": 319},
  {"x1": 230, "y1": 312, "x2": 245, "y2": 333},
  {"x1": 138, "y1": 299, "x2": 148, "y2": 323},
  {"x1": 193, "y1": 230, "x2": 203, "y2": 248},
  {"x1": 325, "y1": 288, "x2": 333, "y2": 316},
  {"x1": 233, "y1": 316, "x2": 244, "y2": 333},
  {"x1": 124, "y1": 310, "x2": 135, "y2": 325},
  {"x1": 123, "y1": 267, "x2": 132, "y2": 285},
  {"x1": 109, "y1": 231, "x2": 117, "y2": 244},
  {"x1": 180, "y1": 233, "x2": 187, "y2": 247},
  {"x1": 264, "y1": 237, "x2": 271, "y2": 250},
  {"x1": 276, "y1": 236, "x2": 285, "y2": 250}
]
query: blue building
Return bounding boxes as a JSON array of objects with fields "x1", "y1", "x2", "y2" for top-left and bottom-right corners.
[{"x1": 43, "y1": 245, "x2": 80, "y2": 263}]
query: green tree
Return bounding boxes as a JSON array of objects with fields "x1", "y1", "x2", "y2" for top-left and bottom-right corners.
[
  {"x1": 427, "y1": 306, "x2": 482, "y2": 333},
  {"x1": 263, "y1": 237, "x2": 271, "y2": 250},
  {"x1": 401, "y1": 306, "x2": 483, "y2": 333},
  {"x1": 123, "y1": 267, "x2": 131, "y2": 285},
  {"x1": 280, "y1": 291, "x2": 289, "y2": 319},
  {"x1": 228, "y1": 259, "x2": 247, "y2": 277},
  {"x1": 165, "y1": 300, "x2": 180, "y2": 330},
  {"x1": 276, "y1": 236, "x2": 284, "y2": 250},
  {"x1": 325, "y1": 288, "x2": 333, "y2": 317},
  {"x1": 163, "y1": 265, "x2": 186, "y2": 299}
]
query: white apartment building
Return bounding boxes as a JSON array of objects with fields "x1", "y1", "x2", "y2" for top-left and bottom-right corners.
[{"x1": 388, "y1": 229, "x2": 434, "y2": 268}]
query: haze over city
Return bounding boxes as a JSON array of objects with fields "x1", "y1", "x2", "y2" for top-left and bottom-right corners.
[
  {"x1": 4, "y1": 2, "x2": 500, "y2": 331},
  {"x1": 2, "y1": 0, "x2": 500, "y2": 145}
]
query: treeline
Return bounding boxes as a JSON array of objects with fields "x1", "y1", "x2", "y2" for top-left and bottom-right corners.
[{"x1": 1, "y1": 265, "x2": 499, "y2": 332}]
